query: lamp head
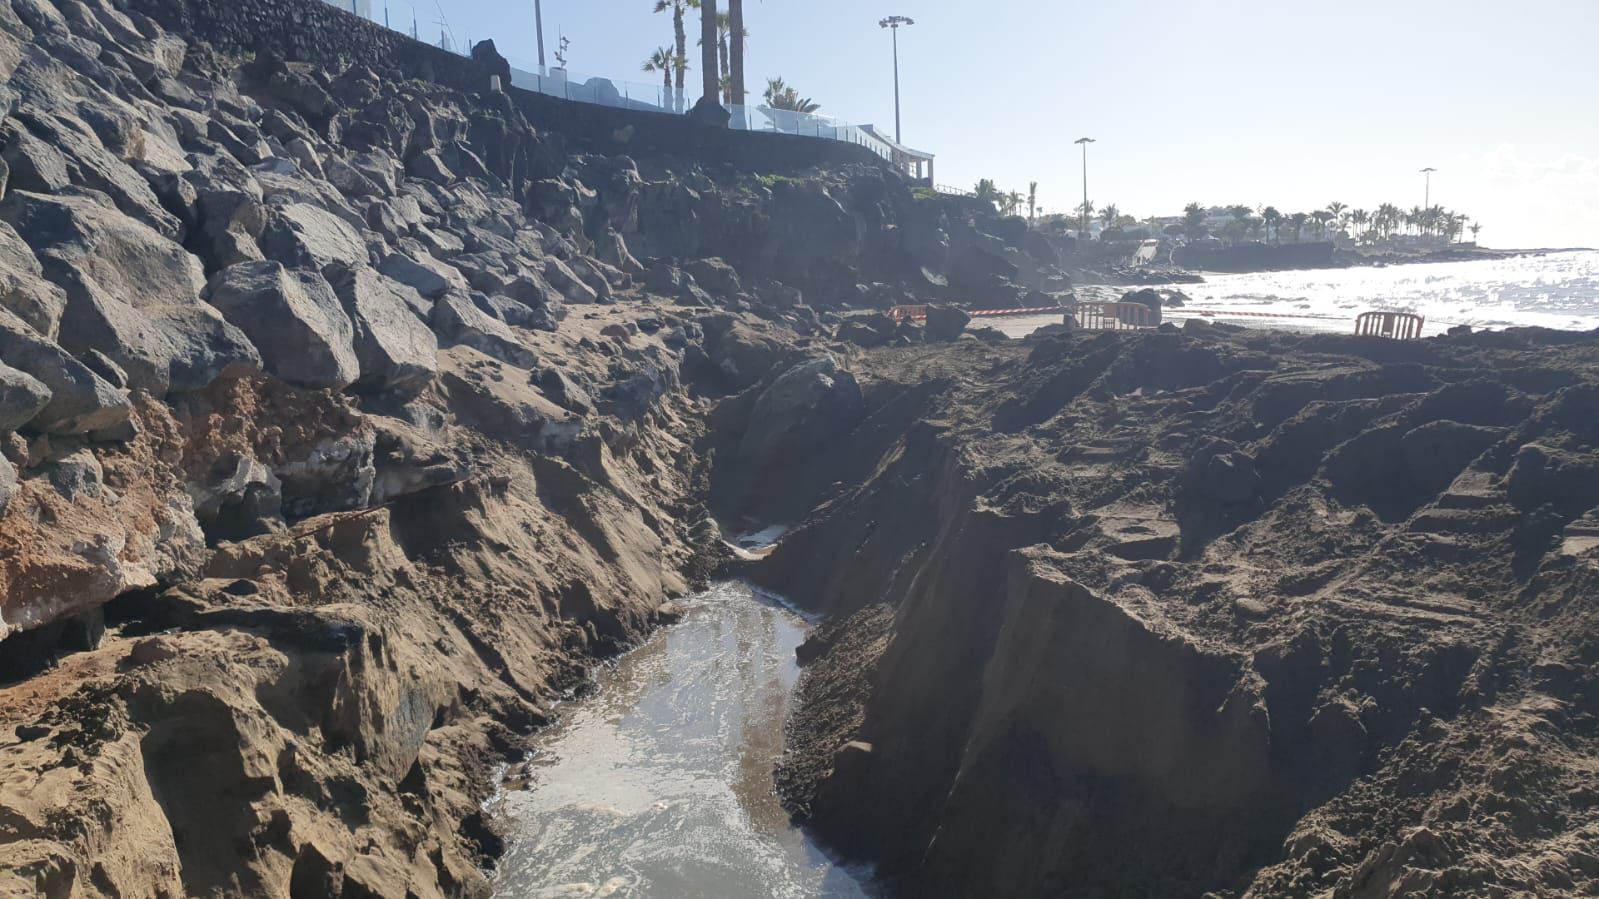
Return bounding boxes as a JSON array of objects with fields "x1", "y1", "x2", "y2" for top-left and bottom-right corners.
[
  {"x1": 1420, "y1": 167, "x2": 1437, "y2": 173},
  {"x1": 1075, "y1": 137, "x2": 1095, "y2": 145},
  {"x1": 880, "y1": 15, "x2": 914, "y2": 28}
]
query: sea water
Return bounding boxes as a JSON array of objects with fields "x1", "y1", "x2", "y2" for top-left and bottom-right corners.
[{"x1": 995, "y1": 249, "x2": 1599, "y2": 337}]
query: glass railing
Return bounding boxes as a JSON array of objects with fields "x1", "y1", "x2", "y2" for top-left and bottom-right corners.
[
  {"x1": 321, "y1": 0, "x2": 904, "y2": 160},
  {"x1": 508, "y1": 65, "x2": 681, "y2": 113}
]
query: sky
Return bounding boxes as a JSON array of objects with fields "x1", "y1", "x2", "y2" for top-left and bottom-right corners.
[{"x1": 361, "y1": 0, "x2": 1599, "y2": 249}]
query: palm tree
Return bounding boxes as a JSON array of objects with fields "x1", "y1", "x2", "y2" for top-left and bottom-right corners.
[
  {"x1": 763, "y1": 77, "x2": 818, "y2": 112},
  {"x1": 1288, "y1": 212, "x2": 1309, "y2": 243},
  {"x1": 999, "y1": 191, "x2": 1024, "y2": 217},
  {"x1": 1077, "y1": 200, "x2": 1096, "y2": 235},
  {"x1": 1351, "y1": 209, "x2": 1370, "y2": 243},
  {"x1": 1261, "y1": 206, "x2": 1283, "y2": 244},
  {"x1": 717, "y1": 13, "x2": 731, "y2": 103},
  {"x1": 1027, "y1": 182, "x2": 1038, "y2": 225},
  {"x1": 1311, "y1": 210, "x2": 1334, "y2": 240},
  {"x1": 1222, "y1": 205, "x2": 1252, "y2": 245},
  {"x1": 728, "y1": 0, "x2": 746, "y2": 112},
  {"x1": 644, "y1": 47, "x2": 688, "y2": 97},
  {"x1": 1469, "y1": 222, "x2": 1482, "y2": 244},
  {"x1": 1376, "y1": 203, "x2": 1401, "y2": 241},
  {"x1": 698, "y1": 13, "x2": 744, "y2": 104},
  {"x1": 1183, "y1": 202, "x2": 1207, "y2": 238},
  {"x1": 698, "y1": 0, "x2": 719, "y2": 107},
  {"x1": 974, "y1": 179, "x2": 1000, "y2": 205},
  {"x1": 654, "y1": 0, "x2": 699, "y2": 111},
  {"x1": 1326, "y1": 202, "x2": 1348, "y2": 238},
  {"x1": 1099, "y1": 203, "x2": 1120, "y2": 230}
]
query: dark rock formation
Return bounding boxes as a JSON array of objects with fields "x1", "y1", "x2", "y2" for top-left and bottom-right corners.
[
  {"x1": 2, "y1": 190, "x2": 261, "y2": 394},
  {"x1": 923, "y1": 305, "x2": 971, "y2": 342},
  {"x1": 204, "y1": 260, "x2": 359, "y2": 389},
  {"x1": 328, "y1": 264, "x2": 438, "y2": 394}
]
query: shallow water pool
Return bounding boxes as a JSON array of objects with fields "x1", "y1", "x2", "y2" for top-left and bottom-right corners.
[{"x1": 490, "y1": 581, "x2": 875, "y2": 899}]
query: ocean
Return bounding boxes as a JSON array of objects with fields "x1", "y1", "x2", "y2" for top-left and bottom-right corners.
[{"x1": 994, "y1": 250, "x2": 1599, "y2": 337}]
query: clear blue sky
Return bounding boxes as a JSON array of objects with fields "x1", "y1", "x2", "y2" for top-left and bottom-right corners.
[{"x1": 372, "y1": 0, "x2": 1599, "y2": 248}]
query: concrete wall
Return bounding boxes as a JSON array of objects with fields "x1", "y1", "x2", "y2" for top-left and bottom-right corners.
[
  {"x1": 507, "y1": 89, "x2": 888, "y2": 173},
  {"x1": 128, "y1": 0, "x2": 888, "y2": 175},
  {"x1": 126, "y1": 0, "x2": 487, "y2": 91}
]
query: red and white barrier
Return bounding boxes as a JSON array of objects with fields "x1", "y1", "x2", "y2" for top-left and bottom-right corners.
[{"x1": 967, "y1": 306, "x2": 1067, "y2": 317}]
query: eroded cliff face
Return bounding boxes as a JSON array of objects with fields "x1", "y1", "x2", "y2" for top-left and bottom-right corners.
[{"x1": 753, "y1": 328, "x2": 1599, "y2": 898}]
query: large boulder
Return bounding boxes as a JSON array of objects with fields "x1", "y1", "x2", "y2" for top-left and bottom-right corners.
[
  {"x1": 925, "y1": 305, "x2": 972, "y2": 342},
  {"x1": 378, "y1": 250, "x2": 469, "y2": 300},
  {"x1": 474, "y1": 293, "x2": 557, "y2": 332},
  {"x1": 595, "y1": 229, "x2": 644, "y2": 275},
  {"x1": 1120, "y1": 288, "x2": 1165, "y2": 325},
  {"x1": 430, "y1": 292, "x2": 537, "y2": 370},
  {"x1": 328, "y1": 266, "x2": 439, "y2": 395},
  {"x1": 205, "y1": 261, "x2": 360, "y2": 390},
  {"x1": 836, "y1": 314, "x2": 896, "y2": 348},
  {"x1": 264, "y1": 65, "x2": 336, "y2": 128},
  {"x1": 4, "y1": 110, "x2": 180, "y2": 236},
  {"x1": 684, "y1": 257, "x2": 742, "y2": 297},
  {"x1": 0, "y1": 218, "x2": 68, "y2": 337},
  {"x1": 188, "y1": 189, "x2": 267, "y2": 272},
  {"x1": 0, "y1": 308, "x2": 129, "y2": 434},
  {"x1": 0, "y1": 359, "x2": 50, "y2": 432},
  {"x1": 0, "y1": 118, "x2": 71, "y2": 195},
  {"x1": 542, "y1": 257, "x2": 600, "y2": 305},
  {"x1": 739, "y1": 355, "x2": 865, "y2": 466},
  {"x1": 259, "y1": 202, "x2": 369, "y2": 274},
  {"x1": 0, "y1": 191, "x2": 261, "y2": 394}
]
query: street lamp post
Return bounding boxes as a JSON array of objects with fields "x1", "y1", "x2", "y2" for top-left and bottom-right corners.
[
  {"x1": 1075, "y1": 137, "x2": 1095, "y2": 239},
  {"x1": 1420, "y1": 166, "x2": 1436, "y2": 210},
  {"x1": 533, "y1": 0, "x2": 546, "y2": 68},
  {"x1": 879, "y1": 16, "x2": 914, "y2": 144}
]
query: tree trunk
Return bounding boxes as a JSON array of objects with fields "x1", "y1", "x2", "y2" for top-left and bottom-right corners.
[
  {"x1": 719, "y1": 31, "x2": 730, "y2": 104},
  {"x1": 700, "y1": 0, "x2": 719, "y2": 104},
  {"x1": 673, "y1": 4, "x2": 687, "y2": 110},
  {"x1": 728, "y1": 0, "x2": 744, "y2": 113}
]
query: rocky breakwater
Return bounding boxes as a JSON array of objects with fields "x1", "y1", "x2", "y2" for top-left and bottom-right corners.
[
  {"x1": 738, "y1": 323, "x2": 1599, "y2": 897},
  {"x1": 0, "y1": 0, "x2": 902, "y2": 894}
]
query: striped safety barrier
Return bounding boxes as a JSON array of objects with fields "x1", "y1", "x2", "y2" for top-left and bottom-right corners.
[
  {"x1": 967, "y1": 306, "x2": 1068, "y2": 317},
  {"x1": 1179, "y1": 309, "x2": 1349, "y2": 322}
]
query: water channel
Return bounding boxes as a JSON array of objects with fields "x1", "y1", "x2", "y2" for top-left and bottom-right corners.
[{"x1": 490, "y1": 581, "x2": 876, "y2": 898}]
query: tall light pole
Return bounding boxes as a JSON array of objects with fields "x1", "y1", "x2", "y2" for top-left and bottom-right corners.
[
  {"x1": 534, "y1": 0, "x2": 546, "y2": 68},
  {"x1": 1075, "y1": 137, "x2": 1095, "y2": 238},
  {"x1": 879, "y1": 16, "x2": 914, "y2": 144},
  {"x1": 1420, "y1": 166, "x2": 1436, "y2": 210}
]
